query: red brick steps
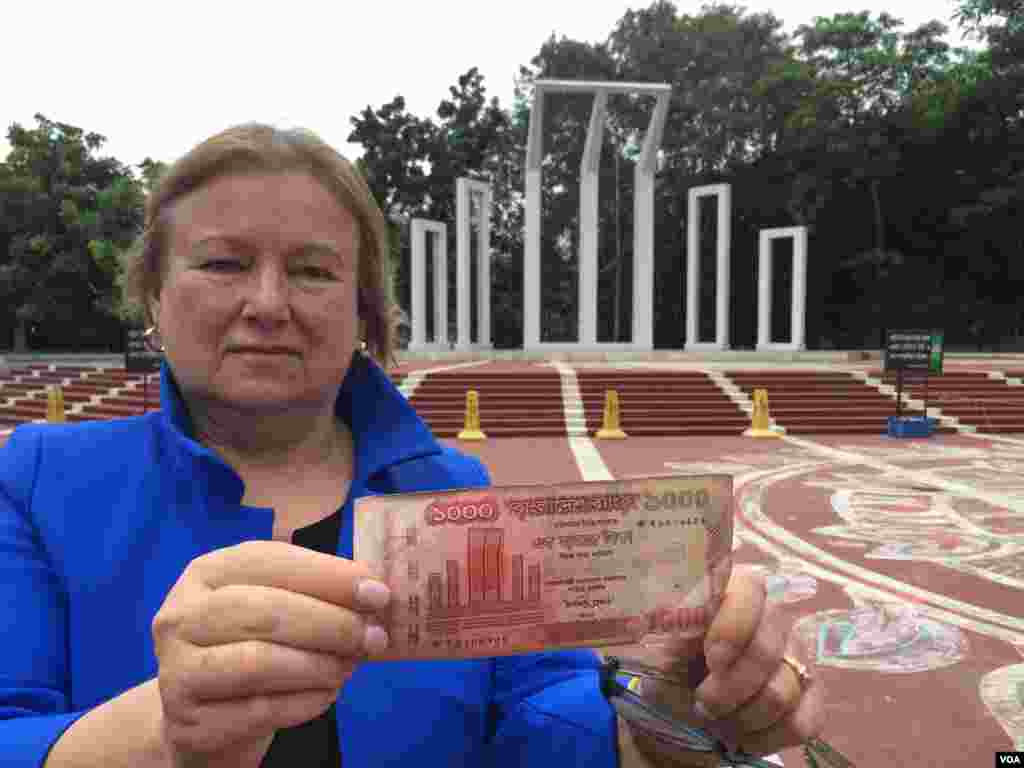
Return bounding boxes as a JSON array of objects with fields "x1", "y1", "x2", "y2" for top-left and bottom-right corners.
[
  {"x1": 409, "y1": 372, "x2": 564, "y2": 438},
  {"x1": 869, "y1": 370, "x2": 1024, "y2": 433},
  {"x1": 727, "y1": 371, "x2": 957, "y2": 435},
  {"x1": 2, "y1": 363, "x2": 1023, "y2": 437},
  {"x1": 576, "y1": 371, "x2": 746, "y2": 436}
]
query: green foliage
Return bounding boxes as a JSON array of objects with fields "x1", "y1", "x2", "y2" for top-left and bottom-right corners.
[
  {"x1": 339, "y1": 0, "x2": 1024, "y2": 350},
  {"x1": 136, "y1": 157, "x2": 168, "y2": 196},
  {"x1": 3, "y1": 0, "x2": 1022, "y2": 351},
  {"x1": 0, "y1": 113, "x2": 146, "y2": 348},
  {"x1": 349, "y1": 66, "x2": 526, "y2": 345}
]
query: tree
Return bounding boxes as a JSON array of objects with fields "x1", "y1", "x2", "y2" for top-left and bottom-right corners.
[
  {"x1": 343, "y1": 2, "x2": 1018, "y2": 352},
  {"x1": 604, "y1": 3, "x2": 799, "y2": 344},
  {"x1": 349, "y1": 69, "x2": 528, "y2": 347},
  {"x1": 348, "y1": 96, "x2": 436, "y2": 219},
  {"x1": 0, "y1": 114, "x2": 145, "y2": 350},
  {"x1": 137, "y1": 157, "x2": 169, "y2": 196},
  {"x1": 785, "y1": 13, "x2": 981, "y2": 343}
]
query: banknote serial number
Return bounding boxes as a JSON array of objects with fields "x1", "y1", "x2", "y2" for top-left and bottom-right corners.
[{"x1": 439, "y1": 635, "x2": 510, "y2": 652}]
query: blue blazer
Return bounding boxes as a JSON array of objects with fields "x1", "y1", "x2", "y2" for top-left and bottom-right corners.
[{"x1": 0, "y1": 356, "x2": 618, "y2": 767}]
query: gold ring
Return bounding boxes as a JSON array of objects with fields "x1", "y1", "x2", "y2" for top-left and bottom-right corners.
[{"x1": 782, "y1": 654, "x2": 813, "y2": 691}]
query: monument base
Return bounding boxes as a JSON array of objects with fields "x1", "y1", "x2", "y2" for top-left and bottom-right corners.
[
  {"x1": 396, "y1": 348, "x2": 880, "y2": 364},
  {"x1": 886, "y1": 416, "x2": 935, "y2": 438}
]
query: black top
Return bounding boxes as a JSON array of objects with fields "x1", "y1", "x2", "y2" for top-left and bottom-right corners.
[{"x1": 261, "y1": 510, "x2": 344, "y2": 767}]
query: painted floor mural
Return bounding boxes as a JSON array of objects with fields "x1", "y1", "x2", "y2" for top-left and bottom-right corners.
[
  {"x1": 459, "y1": 432, "x2": 1024, "y2": 766},
  {"x1": 5, "y1": 397, "x2": 1022, "y2": 765}
]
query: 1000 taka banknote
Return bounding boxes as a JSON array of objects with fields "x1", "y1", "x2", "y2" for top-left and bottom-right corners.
[{"x1": 354, "y1": 475, "x2": 733, "y2": 660}]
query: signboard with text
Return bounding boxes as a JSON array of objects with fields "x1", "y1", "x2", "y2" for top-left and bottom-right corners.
[
  {"x1": 124, "y1": 327, "x2": 162, "y2": 374},
  {"x1": 885, "y1": 330, "x2": 942, "y2": 373}
]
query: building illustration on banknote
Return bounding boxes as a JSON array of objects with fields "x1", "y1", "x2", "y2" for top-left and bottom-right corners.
[{"x1": 422, "y1": 527, "x2": 546, "y2": 635}]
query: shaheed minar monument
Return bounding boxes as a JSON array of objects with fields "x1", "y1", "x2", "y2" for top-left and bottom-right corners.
[{"x1": 407, "y1": 80, "x2": 809, "y2": 358}]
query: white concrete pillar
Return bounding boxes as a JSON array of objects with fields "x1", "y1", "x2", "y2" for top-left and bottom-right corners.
[
  {"x1": 410, "y1": 222, "x2": 426, "y2": 349},
  {"x1": 523, "y1": 168, "x2": 541, "y2": 349},
  {"x1": 578, "y1": 91, "x2": 607, "y2": 347},
  {"x1": 477, "y1": 185, "x2": 492, "y2": 348},
  {"x1": 409, "y1": 218, "x2": 447, "y2": 349},
  {"x1": 793, "y1": 227, "x2": 808, "y2": 350},
  {"x1": 633, "y1": 170, "x2": 654, "y2": 349},
  {"x1": 434, "y1": 227, "x2": 448, "y2": 348},
  {"x1": 757, "y1": 226, "x2": 808, "y2": 351},
  {"x1": 456, "y1": 178, "x2": 493, "y2": 351},
  {"x1": 685, "y1": 183, "x2": 732, "y2": 350},
  {"x1": 757, "y1": 230, "x2": 772, "y2": 350},
  {"x1": 456, "y1": 180, "x2": 472, "y2": 351},
  {"x1": 632, "y1": 92, "x2": 670, "y2": 351},
  {"x1": 716, "y1": 183, "x2": 731, "y2": 350},
  {"x1": 523, "y1": 84, "x2": 545, "y2": 351}
]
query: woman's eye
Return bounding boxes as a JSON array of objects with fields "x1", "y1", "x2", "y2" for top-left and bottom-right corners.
[
  {"x1": 202, "y1": 259, "x2": 241, "y2": 271},
  {"x1": 297, "y1": 267, "x2": 335, "y2": 280}
]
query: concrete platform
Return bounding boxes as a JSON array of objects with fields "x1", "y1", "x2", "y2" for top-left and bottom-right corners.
[{"x1": 396, "y1": 348, "x2": 878, "y2": 363}]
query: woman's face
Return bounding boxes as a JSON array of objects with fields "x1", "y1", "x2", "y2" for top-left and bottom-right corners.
[{"x1": 152, "y1": 171, "x2": 361, "y2": 413}]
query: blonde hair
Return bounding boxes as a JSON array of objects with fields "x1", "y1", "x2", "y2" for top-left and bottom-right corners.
[{"x1": 122, "y1": 123, "x2": 396, "y2": 365}]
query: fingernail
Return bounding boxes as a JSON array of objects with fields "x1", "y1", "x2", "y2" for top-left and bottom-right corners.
[
  {"x1": 706, "y1": 642, "x2": 738, "y2": 672},
  {"x1": 363, "y1": 624, "x2": 390, "y2": 654},
  {"x1": 356, "y1": 579, "x2": 392, "y2": 611}
]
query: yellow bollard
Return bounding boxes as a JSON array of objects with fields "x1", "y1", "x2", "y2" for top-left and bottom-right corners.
[
  {"x1": 743, "y1": 388, "x2": 782, "y2": 438},
  {"x1": 46, "y1": 385, "x2": 66, "y2": 423},
  {"x1": 457, "y1": 389, "x2": 487, "y2": 440},
  {"x1": 595, "y1": 389, "x2": 627, "y2": 439}
]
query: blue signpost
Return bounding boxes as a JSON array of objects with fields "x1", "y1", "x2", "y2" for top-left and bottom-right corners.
[{"x1": 884, "y1": 329, "x2": 943, "y2": 438}]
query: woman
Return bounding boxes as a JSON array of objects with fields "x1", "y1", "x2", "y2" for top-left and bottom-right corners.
[{"x1": 0, "y1": 124, "x2": 823, "y2": 767}]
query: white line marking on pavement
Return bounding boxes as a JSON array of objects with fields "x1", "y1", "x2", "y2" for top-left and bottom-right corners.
[
  {"x1": 781, "y1": 434, "x2": 1024, "y2": 513},
  {"x1": 567, "y1": 438, "x2": 785, "y2": 763},
  {"x1": 396, "y1": 360, "x2": 490, "y2": 398},
  {"x1": 568, "y1": 436, "x2": 614, "y2": 482},
  {"x1": 736, "y1": 494, "x2": 1024, "y2": 645},
  {"x1": 735, "y1": 464, "x2": 1024, "y2": 635},
  {"x1": 552, "y1": 361, "x2": 589, "y2": 437},
  {"x1": 963, "y1": 431, "x2": 1024, "y2": 449}
]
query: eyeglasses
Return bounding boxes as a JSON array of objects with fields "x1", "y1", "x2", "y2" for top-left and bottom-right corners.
[{"x1": 600, "y1": 656, "x2": 855, "y2": 768}]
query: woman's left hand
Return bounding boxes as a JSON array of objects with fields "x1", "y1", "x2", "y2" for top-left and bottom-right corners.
[{"x1": 636, "y1": 565, "x2": 826, "y2": 759}]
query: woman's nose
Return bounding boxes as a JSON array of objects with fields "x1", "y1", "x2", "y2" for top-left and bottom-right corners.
[{"x1": 242, "y1": 267, "x2": 291, "y2": 320}]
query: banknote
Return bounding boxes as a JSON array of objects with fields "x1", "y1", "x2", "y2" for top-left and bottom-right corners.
[{"x1": 353, "y1": 475, "x2": 733, "y2": 660}]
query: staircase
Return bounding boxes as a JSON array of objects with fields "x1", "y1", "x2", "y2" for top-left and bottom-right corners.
[
  {"x1": 407, "y1": 370, "x2": 565, "y2": 438},
  {"x1": 0, "y1": 365, "x2": 157, "y2": 426},
  {"x1": 1, "y1": 365, "x2": 97, "y2": 425},
  {"x1": 871, "y1": 369, "x2": 1024, "y2": 434},
  {"x1": 10, "y1": 362, "x2": 1024, "y2": 438},
  {"x1": 725, "y1": 370, "x2": 953, "y2": 434},
  {"x1": 575, "y1": 371, "x2": 749, "y2": 436}
]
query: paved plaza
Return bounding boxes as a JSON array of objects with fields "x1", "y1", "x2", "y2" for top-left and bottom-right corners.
[{"x1": 3, "y1": 355, "x2": 1023, "y2": 765}]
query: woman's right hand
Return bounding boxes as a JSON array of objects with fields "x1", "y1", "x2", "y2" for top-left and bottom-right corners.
[{"x1": 151, "y1": 540, "x2": 393, "y2": 768}]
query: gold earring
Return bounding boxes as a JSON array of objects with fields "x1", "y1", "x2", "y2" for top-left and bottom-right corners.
[{"x1": 143, "y1": 326, "x2": 166, "y2": 354}]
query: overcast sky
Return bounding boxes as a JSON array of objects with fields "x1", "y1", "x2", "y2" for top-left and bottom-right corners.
[{"x1": 3, "y1": 0, "x2": 975, "y2": 173}]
